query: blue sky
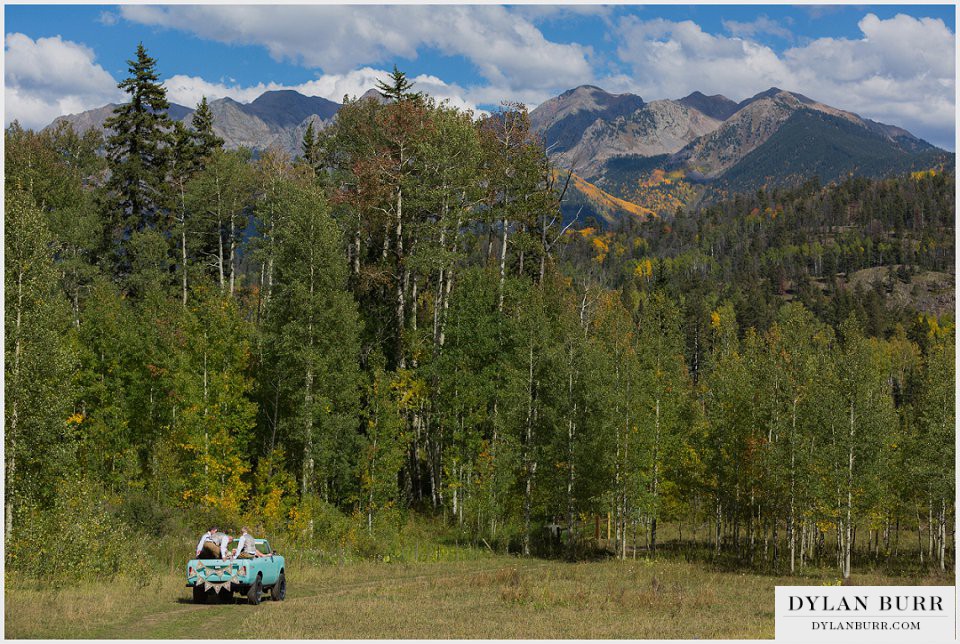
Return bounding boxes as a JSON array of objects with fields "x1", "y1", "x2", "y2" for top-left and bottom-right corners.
[{"x1": 5, "y1": 4, "x2": 956, "y2": 149}]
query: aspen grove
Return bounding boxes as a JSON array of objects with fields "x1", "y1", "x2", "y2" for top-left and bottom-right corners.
[{"x1": 5, "y1": 50, "x2": 955, "y2": 581}]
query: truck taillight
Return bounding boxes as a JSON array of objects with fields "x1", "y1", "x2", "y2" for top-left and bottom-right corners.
[{"x1": 188, "y1": 566, "x2": 195, "y2": 576}]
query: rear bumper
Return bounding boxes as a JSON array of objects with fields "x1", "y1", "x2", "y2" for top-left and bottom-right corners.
[{"x1": 187, "y1": 582, "x2": 252, "y2": 593}]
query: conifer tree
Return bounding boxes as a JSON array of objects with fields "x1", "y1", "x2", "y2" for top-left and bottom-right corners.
[
  {"x1": 301, "y1": 121, "x2": 321, "y2": 169},
  {"x1": 102, "y1": 43, "x2": 172, "y2": 238},
  {"x1": 376, "y1": 65, "x2": 422, "y2": 102},
  {"x1": 190, "y1": 96, "x2": 223, "y2": 159}
]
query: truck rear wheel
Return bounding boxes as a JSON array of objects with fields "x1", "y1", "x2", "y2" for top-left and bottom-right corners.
[
  {"x1": 271, "y1": 572, "x2": 286, "y2": 601},
  {"x1": 192, "y1": 585, "x2": 207, "y2": 604},
  {"x1": 247, "y1": 575, "x2": 262, "y2": 605}
]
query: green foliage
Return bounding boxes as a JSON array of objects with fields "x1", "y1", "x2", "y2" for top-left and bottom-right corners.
[
  {"x1": 3, "y1": 52, "x2": 953, "y2": 583},
  {"x1": 263, "y1": 179, "x2": 362, "y2": 504},
  {"x1": 102, "y1": 43, "x2": 172, "y2": 235},
  {"x1": 5, "y1": 187, "x2": 78, "y2": 524},
  {"x1": 190, "y1": 96, "x2": 223, "y2": 158},
  {"x1": 301, "y1": 121, "x2": 321, "y2": 169},
  {"x1": 7, "y1": 475, "x2": 145, "y2": 580},
  {"x1": 375, "y1": 65, "x2": 422, "y2": 103}
]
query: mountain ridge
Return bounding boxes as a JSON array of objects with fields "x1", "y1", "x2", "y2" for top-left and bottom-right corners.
[
  {"x1": 528, "y1": 84, "x2": 947, "y2": 217},
  {"x1": 46, "y1": 83, "x2": 949, "y2": 222},
  {"x1": 50, "y1": 90, "x2": 349, "y2": 158}
]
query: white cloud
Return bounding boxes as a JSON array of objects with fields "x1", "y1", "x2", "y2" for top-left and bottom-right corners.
[
  {"x1": 4, "y1": 33, "x2": 122, "y2": 129},
  {"x1": 98, "y1": 11, "x2": 119, "y2": 27},
  {"x1": 614, "y1": 13, "x2": 955, "y2": 149},
  {"x1": 165, "y1": 67, "x2": 481, "y2": 114},
  {"x1": 120, "y1": 5, "x2": 593, "y2": 96},
  {"x1": 614, "y1": 17, "x2": 793, "y2": 100},
  {"x1": 7, "y1": 10, "x2": 953, "y2": 150}
]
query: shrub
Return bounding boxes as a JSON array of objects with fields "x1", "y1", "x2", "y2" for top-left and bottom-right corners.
[{"x1": 7, "y1": 474, "x2": 146, "y2": 580}]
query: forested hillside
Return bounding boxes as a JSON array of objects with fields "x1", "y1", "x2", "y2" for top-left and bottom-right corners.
[{"x1": 5, "y1": 47, "x2": 955, "y2": 582}]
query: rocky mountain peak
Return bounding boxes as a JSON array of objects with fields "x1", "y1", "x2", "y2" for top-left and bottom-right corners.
[
  {"x1": 678, "y1": 91, "x2": 739, "y2": 121},
  {"x1": 241, "y1": 90, "x2": 339, "y2": 129},
  {"x1": 360, "y1": 88, "x2": 389, "y2": 104}
]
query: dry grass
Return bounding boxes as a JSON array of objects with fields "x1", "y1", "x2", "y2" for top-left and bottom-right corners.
[{"x1": 6, "y1": 555, "x2": 949, "y2": 639}]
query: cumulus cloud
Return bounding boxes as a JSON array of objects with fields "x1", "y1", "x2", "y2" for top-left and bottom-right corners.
[
  {"x1": 614, "y1": 17, "x2": 793, "y2": 99},
  {"x1": 8, "y1": 10, "x2": 954, "y2": 149},
  {"x1": 613, "y1": 13, "x2": 955, "y2": 148},
  {"x1": 165, "y1": 68, "x2": 481, "y2": 114},
  {"x1": 4, "y1": 33, "x2": 122, "y2": 129},
  {"x1": 119, "y1": 5, "x2": 593, "y2": 95}
]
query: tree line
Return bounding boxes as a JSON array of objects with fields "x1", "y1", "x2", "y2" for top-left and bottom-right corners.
[{"x1": 5, "y1": 45, "x2": 954, "y2": 579}]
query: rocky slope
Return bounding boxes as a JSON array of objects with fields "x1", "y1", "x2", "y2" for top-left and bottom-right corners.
[
  {"x1": 47, "y1": 83, "x2": 948, "y2": 221},
  {"x1": 529, "y1": 85, "x2": 948, "y2": 216},
  {"x1": 51, "y1": 90, "x2": 343, "y2": 157},
  {"x1": 677, "y1": 91, "x2": 739, "y2": 121},
  {"x1": 556, "y1": 99, "x2": 721, "y2": 178},
  {"x1": 529, "y1": 85, "x2": 646, "y2": 156}
]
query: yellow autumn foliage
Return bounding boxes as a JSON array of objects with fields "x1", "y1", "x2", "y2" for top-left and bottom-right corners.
[
  {"x1": 634, "y1": 258, "x2": 654, "y2": 280},
  {"x1": 710, "y1": 310, "x2": 722, "y2": 329},
  {"x1": 591, "y1": 236, "x2": 610, "y2": 263},
  {"x1": 564, "y1": 172, "x2": 655, "y2": 221}
]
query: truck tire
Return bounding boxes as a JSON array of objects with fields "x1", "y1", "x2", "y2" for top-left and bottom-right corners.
[
  {"x1": 247, "y1": 575, "x2": 262, "y2": 605},
  {"x1": 192, "y1": 585, "x2": 207, "y2": 604},
  {"x1": 271, "y1": 572, "x2": 286, "y2": 601}
]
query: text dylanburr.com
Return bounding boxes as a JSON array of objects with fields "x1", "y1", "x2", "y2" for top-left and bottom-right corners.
[{"x1": 775, "y1": 586, "x2": 956, "y2": 642}]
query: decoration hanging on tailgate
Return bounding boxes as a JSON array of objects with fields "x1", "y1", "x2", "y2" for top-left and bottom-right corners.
[{"x1": 195, "y1": 560, "x2": 239, "y2": 594}]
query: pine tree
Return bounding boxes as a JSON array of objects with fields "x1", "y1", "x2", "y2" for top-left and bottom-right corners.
[
  {"x1": 102, "y1": 43, "x2": 172, "y2": 237},
  {"x1": 375, "y1": 65, "x2": 422, "y2": 102},
  {"x1": 301, "y1": 121, "x2": 320, "y2": 168},
  {"x1": 190, "y1": 96, "x2": 223, "y2": 159}
]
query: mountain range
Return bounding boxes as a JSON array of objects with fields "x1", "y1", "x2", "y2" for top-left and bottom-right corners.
[
  {"x1": 531, "y1": 85, "x2": 950, "y2": 220},
  {"x1": 49, "y1": 84, "x2": 951, "y2": 222}
]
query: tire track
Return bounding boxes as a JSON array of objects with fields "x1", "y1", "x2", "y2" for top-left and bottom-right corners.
[
  {"x1": 107, "y1": 559, "x2": 551, "y2": 639},
  {"x1": 284, "y1": 560, "x2": 552, "y2": 604}
]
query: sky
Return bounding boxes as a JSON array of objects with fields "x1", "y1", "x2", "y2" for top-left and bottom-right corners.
[{"x1": 4, "y1": 4, "x2": 957, "y2": 149}]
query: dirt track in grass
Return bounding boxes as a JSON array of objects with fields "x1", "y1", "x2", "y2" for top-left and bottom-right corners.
[{"x1": 5, "y1": 555, "x2": 948, "y2": 639}]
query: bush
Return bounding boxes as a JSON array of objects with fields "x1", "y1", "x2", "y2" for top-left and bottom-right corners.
[{"x1": 7, "y1": 474, "x2": 147, "y2": 580}]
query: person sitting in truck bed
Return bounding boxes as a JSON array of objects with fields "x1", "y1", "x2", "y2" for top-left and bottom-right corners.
[
  {"x1": 232, "y1": 526, "x2": 269, "y2": 559},
  {"x1": 196, "y1": 526, "x2": 231, "y2": 560}
]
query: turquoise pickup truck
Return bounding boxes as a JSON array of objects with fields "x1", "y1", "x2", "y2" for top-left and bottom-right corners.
[{"x1": 186, "y1": 538, "x2": 286, "y2": 605}]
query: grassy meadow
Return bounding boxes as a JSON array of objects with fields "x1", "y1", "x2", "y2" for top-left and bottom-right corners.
[{"x1": 6, "y1": 542, "x2": 949, "y2": 640}]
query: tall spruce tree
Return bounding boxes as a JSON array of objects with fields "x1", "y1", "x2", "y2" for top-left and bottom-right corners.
[
  {"x1": 301, "y1": 121, "x2": 321, "y2": 169},
  {"x1": 102, "y1": 43, "x2": 172, "y2": 239},
  {"x1": 190, "y1": 96, "x2": 223, "y2": 159}
]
